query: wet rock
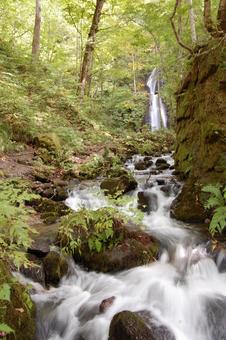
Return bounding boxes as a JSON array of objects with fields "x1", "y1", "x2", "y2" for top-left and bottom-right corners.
[
  {"x1": 99, "y1": 296, "x2": 116, "y2": 313},
  {"x1": 109, "y1": 311, "x2": 154, "y2": 340},
  {"x1": 155, "y1": 158, "x2": 167, "y2": 166},
  {"x1": 137, "y1": 192, "x2": 158, "y2": 213},
  {"x1": 170, "y1": 180, "x2": 207, "y2": 223},
  {"x1": 205, "y1": 297, "x2": 226, "y2": 340},
  {"x1": 135, "y1": 159, "x2": 153, "y2": 170},
  {"x1": 28, "y1": 237, "x2": 51, "y2": 257},
  {"x1": 58, "y1": 209, "x2": 158, "y2": 273},
  {"x1": 43, "y1": 251, "x2": 68, "y2": 286},
  {"x1": 156, "y1": 163, "x2": 170, "y2": 171},
  {"x1": 32, "y1": 197, "x2": 69, "y2": 224},
  {"x1": 32, "y1": 182, "x2": 68, "y2": 201},
  {"x1": 20, "y1": 254, "x2": 45, "y2": 285},
  {"x1": 138, "y1": 310, "x2": 176, "y2": 340},
  {"x1": 100, "y1": 174, "x2": 137, "y2": 197},
  {"x1": 108, "y1": 310, "x2": 175, "y2": 340},
  {"x1": 160, "y1": 184, "x2": 172, "y2": 196},
  {"x1": 156, "y1": 179, "x2": 165, "y2": 186},
  {"x1": 149, "y1": 170, "x2": 159, "y2": 175},
  {"x1": 169, "y1": 165, "x2": 175, "y2": 170}
]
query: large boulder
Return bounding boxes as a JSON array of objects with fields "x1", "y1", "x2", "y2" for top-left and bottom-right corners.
[
  {"x1": 100, "y1": 174, "x2": 137, "y2": 197},
  {"x1": 109, "y1": 311, "x2": 154, "y2": 340},
  {"x1": 57, "y1": 208, "x2": 158, "y2": 273},
  {"x1": 33, "y1": 133, "x2": 62, "y2": 155},
  {"x1": 108, "y1": 311, "x2": 175, "y2": 340},
  {"x1": 0, "y1": 260, "x2": 36, "y2": 340},
  {"x1": 170, "y1": 180, "x2": 207, "y2": 223}
]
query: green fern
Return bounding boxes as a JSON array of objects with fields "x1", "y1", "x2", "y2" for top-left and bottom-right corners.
[{"x1": 202, "y1": 184, "x2": 226, "y2": 236}]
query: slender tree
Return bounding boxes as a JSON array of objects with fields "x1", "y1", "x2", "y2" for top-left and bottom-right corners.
[
  {"x1": 186, "y1": 0, "x2": 197, "y2": 43},
  {"x1": 78, "y1": 0, "x2": 106, "y2": 97},
  {"x1": 32, "y1": 0, "x2": 41, "y2": 60}
]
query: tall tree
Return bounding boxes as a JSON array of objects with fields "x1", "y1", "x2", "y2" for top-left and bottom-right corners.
[
  {"x1": 32, "y1": 0, "x2": 41, "y2": 60},
  {"x1": 78, "y1": 0, "x2": 105, "y2": 97}
]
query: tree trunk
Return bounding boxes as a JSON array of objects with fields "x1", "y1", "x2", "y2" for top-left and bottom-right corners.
[
  {"x1": 32, "y1": 0, "x2": 41, "y2": 60},
  {"x1": 187, "y1": 0, "x2": 197, "y2": 43},
  {"x1": 78, "y1": 0, "x2": 105, "y2": 97},
  {"x1": 217, "y1": 0, "x2": 226, "y2": 33}
]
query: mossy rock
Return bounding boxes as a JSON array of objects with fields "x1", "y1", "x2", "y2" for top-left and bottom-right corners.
[
  {"x1": 100, "y1": 174, "x2": 137, "y2": 197},
  {"x1": 57, "y1": 208, "x2": 158, "y2": 273},
  {"x1": 109, "y1": 311, "x2": 176, "y2": 340},
  {"x1": 34, "y1": 133, "x2": 62, "y2": 155},
  {"x1": 32, "y1": 197, "x2": 69, "y2": 224},
  {"x1": 0, "y1": 260, "x2": 36, "y2": 340},
  {"x1": 43, "y1": 251, "x2": 68, "y2": 286},
  {"x1": 109, "y1": 311, "x2": 154, "y2": 340},
  {"x1": 170, "y1": 180, "x2": 207, "y2": 223}
]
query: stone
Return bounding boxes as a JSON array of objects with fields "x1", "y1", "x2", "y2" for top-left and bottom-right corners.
[
  {"x1": 137, "y1": 192, "x2": 158, "y2": 213},
  {"x1": 32, "y1": 197, "x2": 69, "y2": 224},
  {"x1": 160, "y1": 184, "x2": 172, "y2": 196},
  {"x1": 43, "y1": 251, "x2": 68, "y2": 286},
  {"x1": 99, "y1": 296, "x2": 116, "y2": 313},
  {"x1": 100, "y1": 174, "x2": 137, "y2": 197},
  {"x1": 135, "y1": 159, "x2": 153, "y2": 170},
  {"x1": 156, "y1": 163, "x2": 170, "y2": 171},
  {"x1": 108, "y1": 311, "x2": 154, "y2": 340},
  {"x1": 20, "y1": 254, "x2": 45, "y2": 285},
  {"x1": 138, "y1": 310, "x2": 176, "y2": 340},
  {"x1": 33, "y1": 133, "x2": 62, "y2": 155},
  {"x1": 170, "y1": 180, "x2": 207, "y2": 223},
  {"x1": 156, "y1": 179, "x2": 165, "y2": 185},
  {"x1": 58, "y1": 209, "x2": 158, "y2": 273},
  {"x1": 155, "y1": 158, "x2": 167, "y2": 166}
]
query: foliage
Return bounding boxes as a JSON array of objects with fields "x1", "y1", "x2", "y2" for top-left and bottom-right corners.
[
  {"x1": 58, "y1": 208, "x2": 124, "y2": 254},
  {"x1": 202, "y1": 184, "x2": 226, "y2": 236},
  {"x1": 0, "y1": 179, "x2": 38, "y2": 267}
]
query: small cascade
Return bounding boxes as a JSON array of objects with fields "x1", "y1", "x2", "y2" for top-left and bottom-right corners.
[
  {"x1": 28, "y1": 153, "x2": 226, "y2": 340},
  {"x1": 146, "y1": 68, "x2": 168, "y2": 131}
]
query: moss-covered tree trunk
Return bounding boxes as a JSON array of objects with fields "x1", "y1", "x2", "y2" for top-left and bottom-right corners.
[{"x1": 171, "y1": 41, "x2": 226, "y2": 223}]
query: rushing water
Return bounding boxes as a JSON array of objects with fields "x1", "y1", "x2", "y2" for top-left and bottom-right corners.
[
  {"x1": 146, "y1": 68, "x2": 168, "y2": 131},
  {"x1": 30, "y1": 154, "x2": 226, "y2": 340}
]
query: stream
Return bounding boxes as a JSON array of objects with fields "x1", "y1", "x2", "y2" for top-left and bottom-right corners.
[{"x1": 29, "y1": 154, "x2": 226, "y2": 340}]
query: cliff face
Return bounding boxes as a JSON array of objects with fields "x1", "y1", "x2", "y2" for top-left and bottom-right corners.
[{"x1": 171, "y1": 42, "x2": 226, "y2": 223}]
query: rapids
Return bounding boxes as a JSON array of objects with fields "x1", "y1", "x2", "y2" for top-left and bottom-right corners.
[{"x1": 30, "y1": 154, "x2": 226, "y2": 340}]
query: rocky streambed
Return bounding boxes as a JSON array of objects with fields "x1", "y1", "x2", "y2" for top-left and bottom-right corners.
[{"x1": 14, "y1": 153, "x2": 226, "y2": 340}]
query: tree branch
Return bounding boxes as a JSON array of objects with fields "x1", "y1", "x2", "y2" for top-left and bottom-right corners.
[{"x1": 170, "y1": 0, "x2": 193, "y2": 54}]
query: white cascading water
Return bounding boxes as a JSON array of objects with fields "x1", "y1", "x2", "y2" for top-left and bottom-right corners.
[
  {"x1": 28, "y1": 154, "x2": 226, "y2": 340},
  {"x1": 147, "y1": 68, "x2": 168, "y2": 131}
]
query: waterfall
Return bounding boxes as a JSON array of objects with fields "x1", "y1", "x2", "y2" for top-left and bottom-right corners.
[{"x1": 146, "y1": 68, "x2": 168, "y2": 131}]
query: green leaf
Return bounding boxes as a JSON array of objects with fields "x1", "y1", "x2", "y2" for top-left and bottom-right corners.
[
  {"x1": 0, "y1": 323, "x2": 14, "y2": 334},
  {"x1": 0, "y1": 283, "x2": 11, "y2": 301}
]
